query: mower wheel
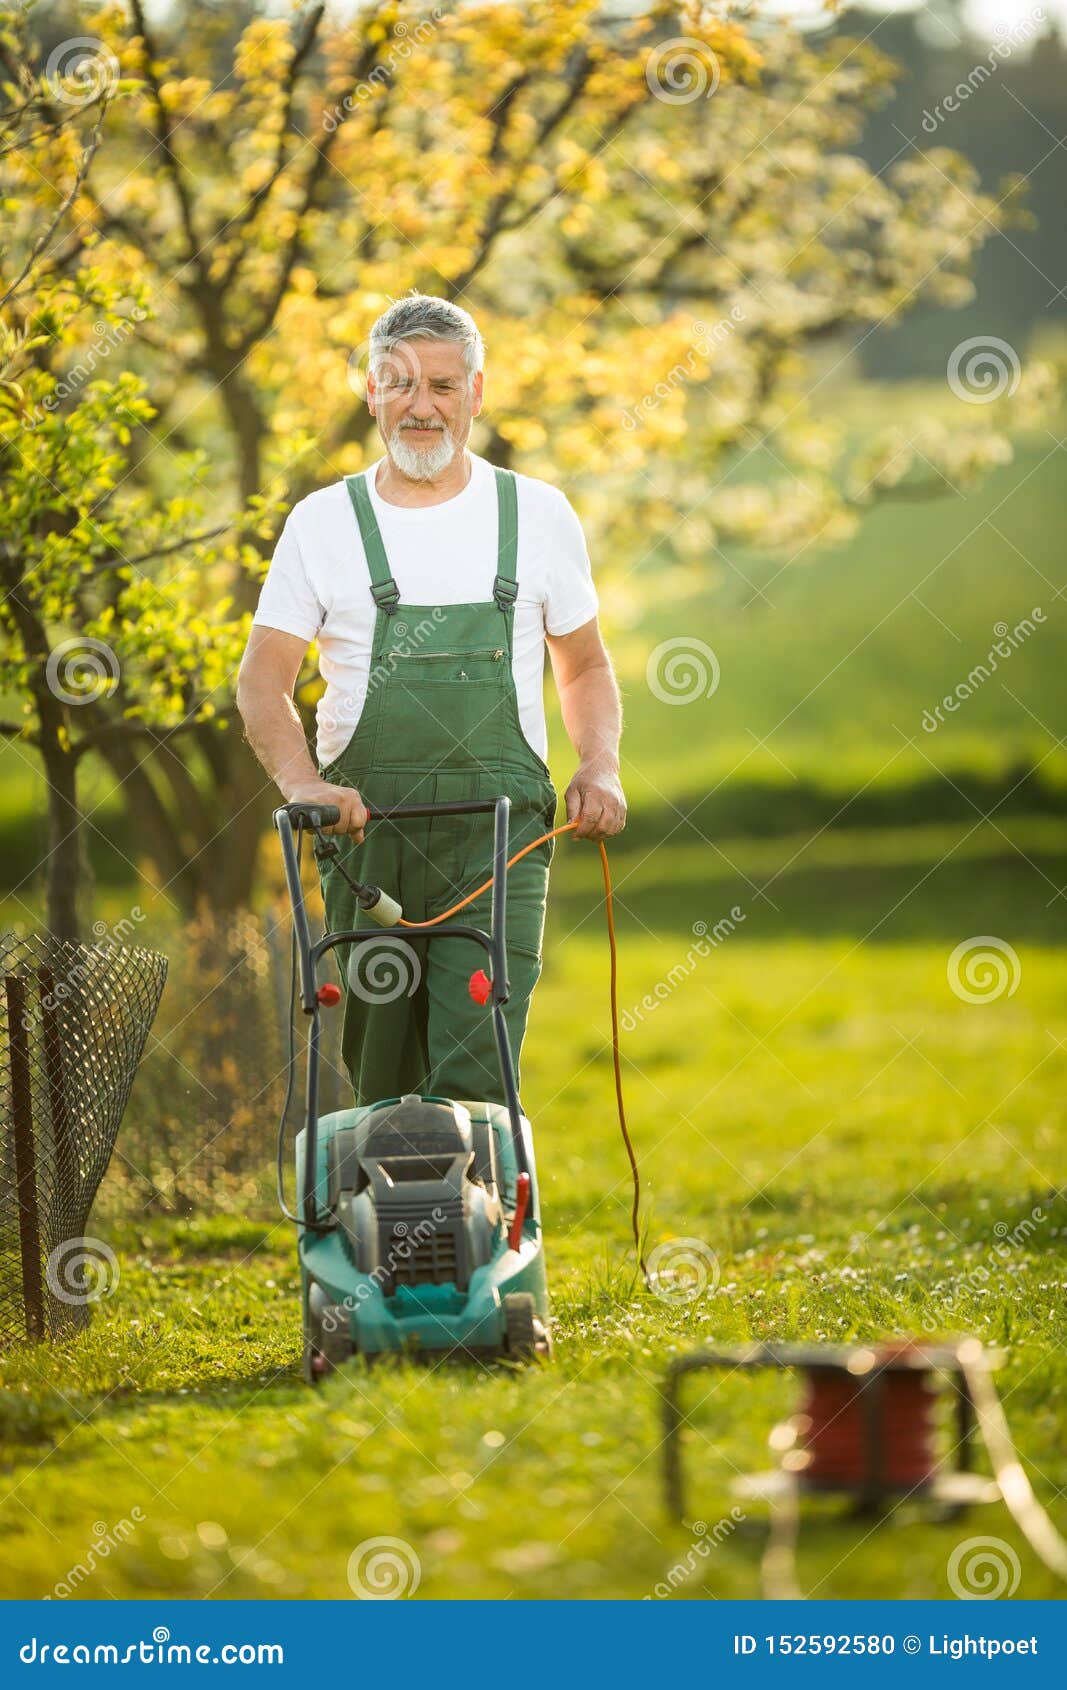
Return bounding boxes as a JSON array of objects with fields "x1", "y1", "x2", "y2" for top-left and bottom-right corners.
[
  {"x1": 502, "y1": 1293, "x2": 551, "y2": 1361},
  {"x1": 306, "y1": 1302, "x2": 353, "y2": 1383}
]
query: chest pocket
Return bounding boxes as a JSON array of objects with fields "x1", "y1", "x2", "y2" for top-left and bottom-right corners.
[{"x1": 382, "y1": 646, "x2": 506, "y2": 685}]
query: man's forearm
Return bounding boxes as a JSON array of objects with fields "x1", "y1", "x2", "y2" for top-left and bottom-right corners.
[
  {"x1": 558, "y1": 658, "x2": 622, "y2": 768},
  {"x1": 237, "y1": 683, "x2": 320, "y2": 799}
]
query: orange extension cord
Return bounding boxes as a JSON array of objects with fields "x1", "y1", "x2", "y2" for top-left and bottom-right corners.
[{"x1": 399, "y1": 820, "x2": 647, "y2": 1280}]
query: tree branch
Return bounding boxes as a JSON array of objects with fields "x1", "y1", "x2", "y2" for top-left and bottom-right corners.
[
  {"x1": 128, "y1": 0, "x2": 207, "y2": 284},
  {"x1": 213, "y1": 2, "x2": 328, "y2": 294}
]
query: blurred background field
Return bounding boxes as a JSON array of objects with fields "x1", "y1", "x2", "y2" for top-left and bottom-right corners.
[{"x1": 1, "y1": 0, "x2": 1065, "y2": 1602}]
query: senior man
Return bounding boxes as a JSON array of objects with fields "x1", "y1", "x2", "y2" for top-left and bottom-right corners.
[{"x1": 237, "y1": 294, "x2": 625, "y2": 1110}]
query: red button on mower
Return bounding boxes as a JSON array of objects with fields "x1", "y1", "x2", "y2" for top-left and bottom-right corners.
[
  {"x1": 316, "y1": 982, "x2": 342, "y2": 1007},
  {"x1": 468, "y1": 968, "x2": 492, "y2": 1005}
]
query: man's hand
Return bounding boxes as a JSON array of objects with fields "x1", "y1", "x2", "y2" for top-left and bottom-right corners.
[
  {"x1": 564, "y1": 755, "x2": 627, "y2": 841},
  {"x1": 286, "y1": 778, "x2": 368, "y2": 844},
  {"x1": 547, "y1": 616, "x2": 625, "y2": 843}
]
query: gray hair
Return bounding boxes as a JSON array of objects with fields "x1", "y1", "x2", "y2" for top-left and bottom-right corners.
[{"x1": 368, "y1": 293, "x2": 484, "y2": 383}]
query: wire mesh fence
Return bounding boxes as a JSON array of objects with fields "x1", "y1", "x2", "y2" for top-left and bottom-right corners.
[
  {"x1": 108, "y1": 905, "x2": 347, "y2": 1217},
  {"x1": 0, "y1": 934, "x2": 167, "y2": 1347}
]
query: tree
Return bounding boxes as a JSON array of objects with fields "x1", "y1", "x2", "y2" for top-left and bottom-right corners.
[
  {"x1": 0, "y1": 5, "x2": 275, "y2": 936},
  {"x1": 4, "y1": 0, "x2": 1055, "y2": 920}
]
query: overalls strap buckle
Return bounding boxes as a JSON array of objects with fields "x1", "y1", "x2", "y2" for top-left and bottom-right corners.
[
  {"x1": 346, "y1": 473, "x2": 401, "y2": 613},
  {"x1": 492, "y1": 573, "x2": 519, "y2": 608},
  {"x1": 369, "y1": 579, "x2": 401, "y2": 613},
  {"x1": 493, "y1": 465, "x2": 519, "y2": 612}
]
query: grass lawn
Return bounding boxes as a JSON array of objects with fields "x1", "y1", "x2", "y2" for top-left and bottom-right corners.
[
  {"x1": 2, "y1": 823, "x2": 1064, "y2": 1599},
  {"x1": 1, "y1": 385, "x2": 1063, "y2": 1599}
]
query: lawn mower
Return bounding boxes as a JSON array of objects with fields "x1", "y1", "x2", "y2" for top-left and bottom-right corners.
[{"x1": 274, "y1": 796, "x2": 558, "y2": 1378}]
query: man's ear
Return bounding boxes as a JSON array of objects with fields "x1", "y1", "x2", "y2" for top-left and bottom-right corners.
[{"x1": 471, "y1": 369, "x2": 484, "y2": 417}]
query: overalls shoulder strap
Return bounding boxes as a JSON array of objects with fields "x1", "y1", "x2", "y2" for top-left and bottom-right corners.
[
  {"x1": 345, "y1": 472, "x2": 400, "y2": 613},
  {"x1": 344, "y1": 463, "x2": 519, "y2": 613},
  {"x1": 492, "y1": 465, "x2": 519, "y2": 611}
]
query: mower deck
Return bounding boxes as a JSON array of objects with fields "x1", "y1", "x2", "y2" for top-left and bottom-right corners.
[{"x1": 297, "y1": 1095, "x2": 550, "y2": 1377}]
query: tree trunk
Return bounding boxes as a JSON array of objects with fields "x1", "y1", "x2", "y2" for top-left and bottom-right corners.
[{"x1": 39, "y1": 736, "x2": 86, "y2": 941}]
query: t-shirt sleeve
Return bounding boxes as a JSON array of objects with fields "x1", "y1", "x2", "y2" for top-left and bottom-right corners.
[
  {"x1": 251, "y1": 509, "x2": 323, "y2": 641},
  {"x1": 544, "y1": 488, "x2": 599, "y2": 636}
]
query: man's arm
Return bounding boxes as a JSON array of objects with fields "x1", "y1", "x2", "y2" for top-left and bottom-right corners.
[
  {"x1": 545, "y1": 615, "x2": 626, "y2": 841},
  {"x1": 236, "y1": 625, "x2": 367, "y2": 840}
]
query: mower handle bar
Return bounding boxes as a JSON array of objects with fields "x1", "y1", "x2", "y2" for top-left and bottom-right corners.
[
  {"x1": 281, "y1": 797, "x2": 514, "y2": 831},
  {"x1": 272, "y1": 796, "x2": 529, "y2": 1229}
]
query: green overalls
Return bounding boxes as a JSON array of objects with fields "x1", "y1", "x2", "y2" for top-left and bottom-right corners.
[{"x1": 315, "y1": 463, "x2": 558, "y2": 1111}]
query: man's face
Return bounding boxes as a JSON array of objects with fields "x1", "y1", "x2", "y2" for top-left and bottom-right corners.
[{"x1": 368, "y1": 337, "x2": 483, "y2": 480}]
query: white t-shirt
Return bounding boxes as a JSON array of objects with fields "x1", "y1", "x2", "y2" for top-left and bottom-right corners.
[{"x1": 252, "y1": 452, "x2": 598, "y2": 767}]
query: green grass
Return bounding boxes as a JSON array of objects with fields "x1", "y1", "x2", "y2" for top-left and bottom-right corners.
[
  {"x1": 2, "y1": 381, "x2": 1064, "y2": 1598},
  {"x1": 2, "y1": 866, "x2": 1064, "y2": 1599}
]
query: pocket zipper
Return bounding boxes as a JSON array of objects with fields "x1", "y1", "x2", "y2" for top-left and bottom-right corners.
[{"x1": 382, "y1": 648, "x2": 505, "y2": 659}]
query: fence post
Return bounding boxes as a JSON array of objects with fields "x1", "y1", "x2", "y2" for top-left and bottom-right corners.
[{"x1": 4, "y1": 974, "x2": 44, "y2": 1340}]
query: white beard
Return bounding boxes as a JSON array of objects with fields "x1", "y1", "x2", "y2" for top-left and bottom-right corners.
[{"x1": 385, "y1": 422, "x2": 457, "y2": 480}]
